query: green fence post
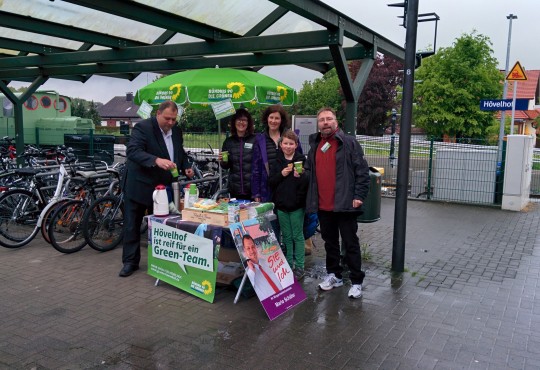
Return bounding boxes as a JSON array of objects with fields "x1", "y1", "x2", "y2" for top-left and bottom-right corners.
[
  {"x1": 427, "y1": 137, "x2": 434, "y2": 200},
  {"x1": 89, "y1": 128, "x2": 94, "y2": 156}
]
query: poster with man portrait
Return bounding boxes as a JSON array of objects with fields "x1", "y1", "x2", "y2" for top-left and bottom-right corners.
[{"x1": 229, "y1": 216, "x2": 307, "y2": 320}]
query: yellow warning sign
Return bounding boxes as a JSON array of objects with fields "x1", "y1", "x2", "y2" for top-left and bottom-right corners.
[{"x1": 506, "y1": 61, "x2": 527, "y2": 81}]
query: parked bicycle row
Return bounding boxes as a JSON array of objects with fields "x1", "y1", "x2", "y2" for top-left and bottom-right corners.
[
  {"x1": 0, "y1": 144, "x2": 126, "y2": 253},
  {"x1": 0, "y1": 142, "x2": 228, "y2": 254}
]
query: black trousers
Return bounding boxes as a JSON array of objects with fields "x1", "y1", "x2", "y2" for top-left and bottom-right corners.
[
  {"x1": 318, "y1": 210, "x2": 365, "y2": 285},
  {"x1": 122, "y1": 197, "x2": 152, "y2": 267}
]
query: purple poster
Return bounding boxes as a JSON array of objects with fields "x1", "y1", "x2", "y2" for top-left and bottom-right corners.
[{"x1": 229, "y1": 216, "x2": 307, "y2": 320}]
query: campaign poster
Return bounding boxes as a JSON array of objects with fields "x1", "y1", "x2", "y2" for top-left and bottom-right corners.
[
  {"x1": 148, "y1": 216, "x2": 218, "y2": 303},
  {"x1": 229, "y1": 216, "x2": 307, "y2": 320},
  {"x1": 292, "y1": 115, "x2": 317, "y2": 152}
]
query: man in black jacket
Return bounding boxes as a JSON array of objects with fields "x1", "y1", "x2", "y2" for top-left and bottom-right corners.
[
  {"x1": 119, "y1": 101, "x2": 193, "y2": 277},
  {"x1": 304, "y1": 107, "x2": 370, "y2": 298}
]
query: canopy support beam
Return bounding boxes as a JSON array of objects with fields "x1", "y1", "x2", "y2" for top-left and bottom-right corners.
[
  {"x1": 328, "y1": 21, "x2": 375, "y2": 135},
  {"x1": 0, "y1": 76, "x2": 48, "y2": 164}
]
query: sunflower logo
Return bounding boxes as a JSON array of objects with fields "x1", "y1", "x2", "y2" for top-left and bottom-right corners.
[
  {"x1": 249, "y1": 100, "x2": 257, "y2": 105},
  {"x1": 202, "y1": 280, "x2": 213, "y2": 295},
  {"x1": 227, "y1": 82, "x2": 246, "y2": 99},
  {"x1": 276, "y1": 86, "x2": 288, "y2": 101},
  {"x1": 169, "y1": 83, "x2": 182, "y2": 100}
]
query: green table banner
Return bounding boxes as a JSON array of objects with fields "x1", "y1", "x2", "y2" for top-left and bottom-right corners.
[{"x1": 148, "y1": 217, "x2": 218, "y2": 303}]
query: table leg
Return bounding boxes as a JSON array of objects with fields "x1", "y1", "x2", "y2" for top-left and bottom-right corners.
[{"x1": 233, "y1": 274, "x2": 248, "y2": 304}]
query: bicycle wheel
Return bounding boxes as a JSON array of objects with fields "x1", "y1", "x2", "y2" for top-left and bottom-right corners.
[
  {"x1": 83, "y1": 195, "x2": 124, "y2": 252},
  {"x1": 40, "y1": 199, "x2": 70, "y2": 244},
  {"x1": 0, "y1": 189, "x2": 41, "y2": 248},
  {"x1": 48, "y1": 199, "x2": 87, "y2": 253}
]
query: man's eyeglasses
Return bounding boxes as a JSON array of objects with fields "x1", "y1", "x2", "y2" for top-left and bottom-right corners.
[{"x1": 317, "y1": 117, "x2": 335, "y2": 123}]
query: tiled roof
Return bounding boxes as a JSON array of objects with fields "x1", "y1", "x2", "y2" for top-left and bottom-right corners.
[
  {"x1": 496, "y1": 69, "x2": 540, "y2": 121},
  {"x1": 505, "y1": 70, "x2": 539, "y2": 100},
  {"x1": 503, "y1": 109, "x2": 540, "y2": 120},
  {"x1": 98, "y1": 94, "x2": 140, "y2": 119}
]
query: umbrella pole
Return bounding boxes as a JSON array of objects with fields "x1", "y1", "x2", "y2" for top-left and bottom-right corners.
[{"x1": 218, "y1": 118, "x2": 222, "y2": 191}]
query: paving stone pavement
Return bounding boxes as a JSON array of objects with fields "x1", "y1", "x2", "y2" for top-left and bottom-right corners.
[{"x1": 1, "y1": 198, "x2": 540, "y2": 369}]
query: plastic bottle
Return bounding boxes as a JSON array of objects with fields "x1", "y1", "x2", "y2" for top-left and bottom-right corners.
[
  {"x1": 188, "y1": 183, "x2": 199, "y2": 208},
  {"x1": 228, "y1": 200, "x2": 240, "y2": 224}
]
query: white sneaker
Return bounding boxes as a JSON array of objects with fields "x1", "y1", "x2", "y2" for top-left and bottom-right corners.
[
  {"x1": 318, "y1": 273, "x2": 343, "y2": 291},
  {"x1": 348, "y1": 284, "x2": 362, "y2": 299}
]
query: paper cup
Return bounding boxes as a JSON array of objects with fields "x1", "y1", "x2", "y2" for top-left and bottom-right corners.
[
  {"x1": 294, "y1": 161, "x2": 303, "y2": 174},
  {"x1": 170, "y1": 167, "x2": 179, "y2": 177},
  {"x1": 221, "y1": 151, "x2": 229, "y2": 162}
]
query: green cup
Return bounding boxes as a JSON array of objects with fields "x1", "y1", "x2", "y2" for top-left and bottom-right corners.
[
  {"x1": 294, "y1": 161, "x2": 303, "y2": 174},
  {"x1": 170, "y1": 167, "x2": 179, "y2": 178},
  {"x1": 221, "y1": 151, "x2": 229, "y2": 162}
]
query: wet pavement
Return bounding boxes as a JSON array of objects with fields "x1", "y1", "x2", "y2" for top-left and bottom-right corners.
[{"x1": 1, "y1": 198, "x2": 540, "y2": 369}]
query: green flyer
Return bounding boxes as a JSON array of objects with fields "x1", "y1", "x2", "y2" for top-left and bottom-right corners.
[{"x1": 148, "y1": 218, "x2": 218, "y2": 303}]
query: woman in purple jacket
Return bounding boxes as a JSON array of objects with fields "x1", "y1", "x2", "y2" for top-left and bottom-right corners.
[{"x1": 252, "y1": 105, "x2": 291, "y2": 202}]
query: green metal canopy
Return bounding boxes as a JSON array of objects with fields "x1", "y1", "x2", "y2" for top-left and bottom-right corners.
[{"x1": 0, "y1": 0, "x2": 405, "y2": 153}]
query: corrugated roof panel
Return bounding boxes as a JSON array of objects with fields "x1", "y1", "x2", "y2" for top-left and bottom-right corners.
[
  {"x1": 261, "y1": 12, "x2": 357, "y2": 47},
  {"x1": 137, "y1": 0, "x2": 278, "y2": 35},
  {"x1": 0, "y1": 48, "x2": 19, "y2": 56},
  {"x1": 1, "y1": 0, "x2": 164, "y2": 45},
  {"x1": 261, "y1": 11, "x2": 323, "y2": 35},
  {"x1": 164, "y1": 33, "x2": 205, "y2": 45},
  {"x1": 0, "y1": 26, "x2": 83, "y2": 50}
]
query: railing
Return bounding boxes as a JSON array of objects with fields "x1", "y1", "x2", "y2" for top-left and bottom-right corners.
[
  {"x1": 22, "y1": 127, "x2": 540, "y2": 204},
  {"x1": 358, "y1": 135, "x2": 540, "y2": 204}
]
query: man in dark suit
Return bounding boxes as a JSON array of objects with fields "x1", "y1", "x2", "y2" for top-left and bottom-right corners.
[{"x1": 119, "y1": 101, "x2": 194, "y2": 277}]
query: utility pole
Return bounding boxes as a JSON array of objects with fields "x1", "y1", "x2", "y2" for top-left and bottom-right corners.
[
  {"x1": 498, "y1": 14, "x2": 517, "y2": 163},
  {"x1": 390, "y1": 0, "x2": 419, "y2": 273}
]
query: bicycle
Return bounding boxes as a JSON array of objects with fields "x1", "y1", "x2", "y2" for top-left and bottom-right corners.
[
  {"x1": 182, "y1": 147, "x2": 226, "y2": 199},
  {"x1": 47, "y1": 169, "x2": 114, "y2": 253},
  {"x1": 0, "y1": 161, "x2": 74, "y2": 248},
  {"x1": 0, "y1": 146, "x2": 115, "y2": 249},
  {"x1": 82, "y1": 161, "x2": 126, "y2": 252}
]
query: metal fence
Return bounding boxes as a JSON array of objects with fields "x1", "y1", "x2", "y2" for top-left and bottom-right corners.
[
  {"x1": 356, "y1": 135, "x2": 540, "y2": 205},
  {"x1": 33, "y1": 126, "x2": 540, "y2": 205}
]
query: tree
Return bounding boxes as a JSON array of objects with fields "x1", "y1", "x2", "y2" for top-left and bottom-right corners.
[
  {"x1": 347, "y1": 55, "x2": 403, "y2": 135},
  {"x1": 413, "y1": 31, "x2": 502, "y2": 140},
  {"x1": 71, "y1": 98, "x2": 101, "y2": 125},
  {"x1": 71, "y1": 98, "x2": 86, "y2": 118},
  {"x1": 87, "y1": 101, "x2": 101, "y2": 125},
  {"x1": 294, "y1": 69, "x2": 342, "y2": 118}
]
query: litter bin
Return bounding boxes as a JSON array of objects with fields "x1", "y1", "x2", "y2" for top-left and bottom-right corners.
[
  {"x1": 357, "y1": 167, "x2": 382, "y2": 223},
  {"x1": 64, "y1": 134, "x2": 116, "y2": 165},
  {"x1": 119, "y1": 121, "x2": 130, "y2": 135}
]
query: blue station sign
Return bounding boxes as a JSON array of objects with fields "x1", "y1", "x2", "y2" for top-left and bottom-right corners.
[{"x1": 480, "y1": 98, "x2": 529, "y2": 111}]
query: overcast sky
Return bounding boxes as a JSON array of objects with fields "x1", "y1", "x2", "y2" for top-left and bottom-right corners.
[{"x1": 10, "y1": 0, "x2": 539, "y2": 104}]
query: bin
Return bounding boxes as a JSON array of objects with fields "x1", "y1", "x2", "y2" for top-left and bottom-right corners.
[
  {"x1": 64, "y1": 134, "x2": 116, "y2": 165},
  {"x1": 357, "y1": 167, "x2": 382, "y2": 223},
  {"x1": 119, "y1": 121, "x2": 130, "y2": 135}
]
